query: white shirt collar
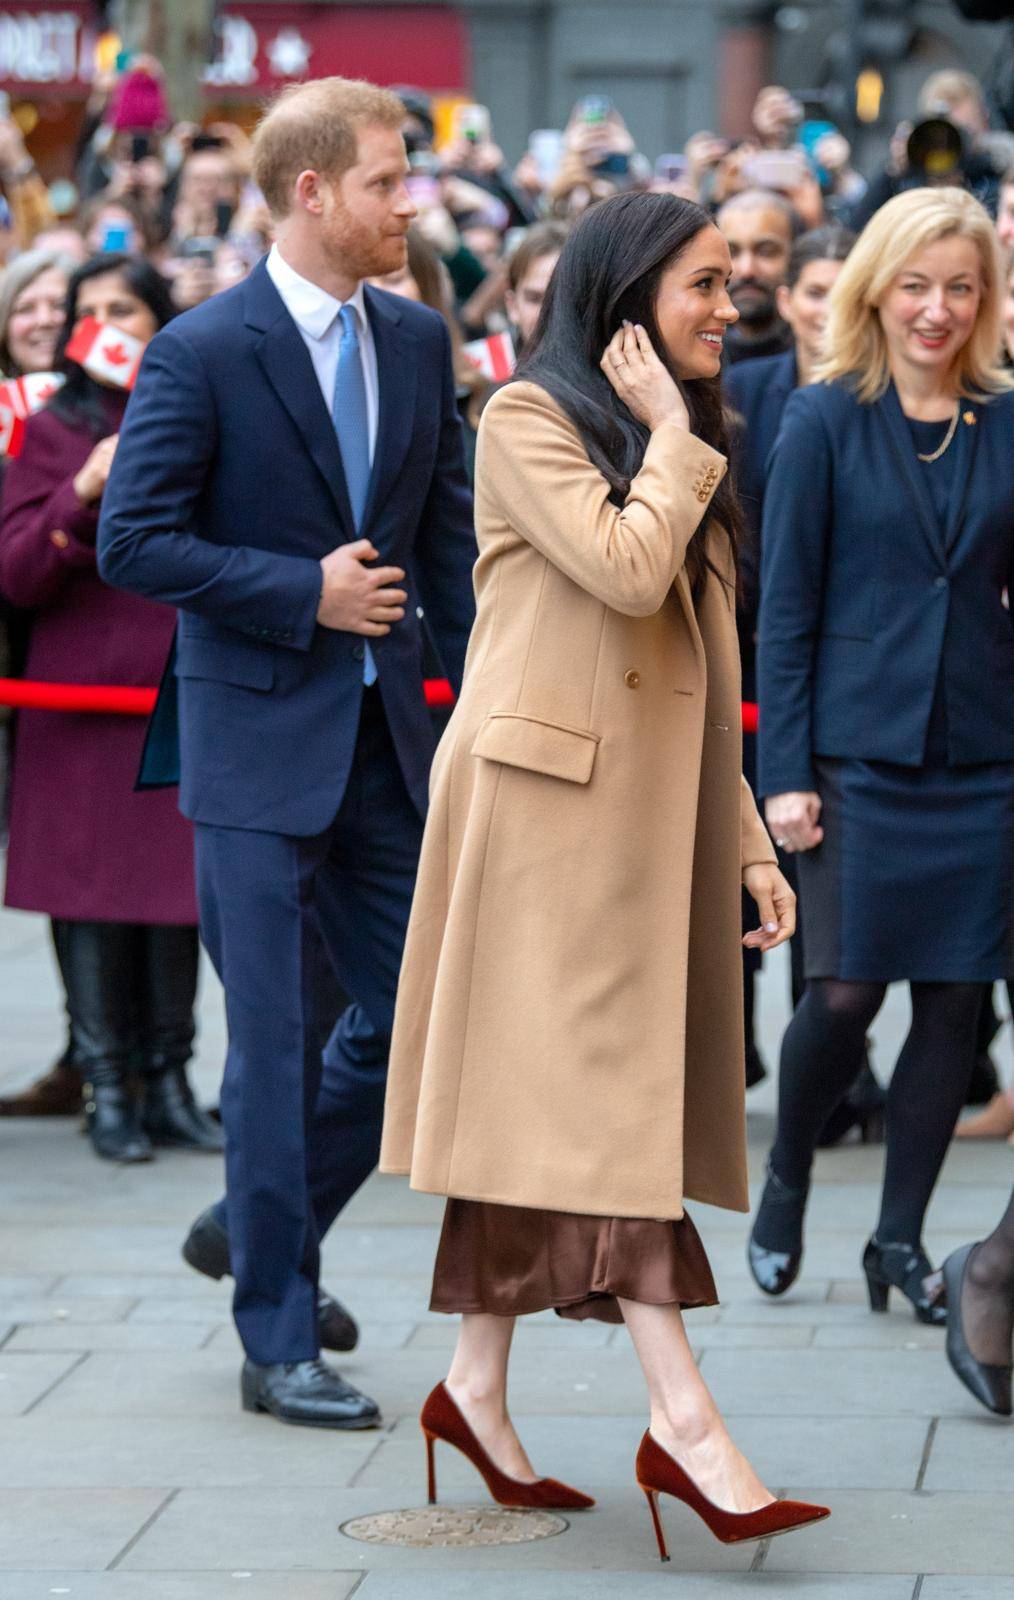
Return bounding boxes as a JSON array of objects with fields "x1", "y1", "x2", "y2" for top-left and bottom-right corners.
[{"x1": 266, "y1": 244, "x2": 368, "y2": 341}]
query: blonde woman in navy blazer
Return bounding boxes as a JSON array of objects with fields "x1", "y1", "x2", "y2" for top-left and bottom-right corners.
[{"x1": 751, "y1": 187, "x2": 1014, "y2": 1321}]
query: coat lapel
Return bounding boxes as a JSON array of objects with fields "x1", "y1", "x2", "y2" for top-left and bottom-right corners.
[
  {"x1": 362, "y1": 287, "x2": 417, "y2": 532},
  {"x1": 943, "y1": 399, "x2": 980, "y2": 553},
  {"x1": 243, "y1": 260, "x2": 357, "y2": 539},
  {"x1": 877, "y1": 382, "x2": 947, "y2": 566}
]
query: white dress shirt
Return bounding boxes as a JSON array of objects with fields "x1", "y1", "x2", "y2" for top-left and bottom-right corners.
[{"x1": 266, "y1": 243, "x2": 378, "y2": 464}]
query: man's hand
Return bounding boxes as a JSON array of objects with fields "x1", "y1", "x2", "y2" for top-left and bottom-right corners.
[
  {"x1": 317, "y1": 539, "x2": 407, "y2": 635},
  {"x1": 764, "y1": 791, "x2": 824, "y2": 854}
]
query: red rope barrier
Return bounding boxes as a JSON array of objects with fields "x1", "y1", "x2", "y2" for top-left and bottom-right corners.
[{"x1": 0, "y1": 677, "x2": 757, "y2": 726}]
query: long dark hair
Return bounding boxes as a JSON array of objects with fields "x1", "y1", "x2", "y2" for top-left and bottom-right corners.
[
  {"x1": 49, "y1": 253, "x2": 175, "y2": 436},
  {"x1": 517, "y1": 192, "x2": 741, "y2": 598}
]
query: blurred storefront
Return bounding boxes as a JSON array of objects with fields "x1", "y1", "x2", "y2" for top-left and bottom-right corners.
[
  {"x1": 0, "y1": 0, "x2": 1011, "y2": 177},
  {"x1": 0, "y1": 2, "x2": 469, "y2": 176}
]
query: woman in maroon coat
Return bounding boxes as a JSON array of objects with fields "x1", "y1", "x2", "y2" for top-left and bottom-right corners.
[{"x1": 0, "y1": 253, "x2": 221, "y2": 1162}]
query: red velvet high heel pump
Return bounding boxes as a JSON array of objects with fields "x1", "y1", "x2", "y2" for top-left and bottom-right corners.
[
  {"x1": 420, "y1": 1382, "x2": 595, "y2": 1511},
  {"x1": 636, "y1": 1431, "x2": 829, "y2": 1555}
]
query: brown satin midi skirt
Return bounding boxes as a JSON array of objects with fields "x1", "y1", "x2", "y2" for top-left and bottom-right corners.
[{"x1": 430, "y1": 1199, "x2": 718, "y2": 1325}]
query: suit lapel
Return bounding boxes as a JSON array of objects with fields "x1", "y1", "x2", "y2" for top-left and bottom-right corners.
[
  {"x1": 244, "y1": 260, "x2": 357, "y2": 539},
  {"x1": 362, "y1": 287, "x2": 418, "y2": 532},
  {"x1": 943, "y1": 399, "x2": 980, "y2": 553},
  {"x1": 877, "y1": 382, "x2": 947, "y2": 566}
]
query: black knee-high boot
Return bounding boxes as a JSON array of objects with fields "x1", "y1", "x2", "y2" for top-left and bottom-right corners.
[
  {"x1": 59, "y1": 921, "x2": 152, "y2": 1163},
  {"x1": 139, "y1": 926, "x2": 223, "y2": 1152}
]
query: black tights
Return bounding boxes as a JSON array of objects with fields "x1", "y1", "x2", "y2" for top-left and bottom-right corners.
[
  {"x1": 963, "y1": 1185, "x2": 1014, "y2": 1366},
  {"x1": 770, "y1": 978, "x2": 984, "y2": 1247}
]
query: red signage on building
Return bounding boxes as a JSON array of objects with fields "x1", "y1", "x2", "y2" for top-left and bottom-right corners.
[{"x1": 0, "y1": 3, "x2": 468, "y2": 95}]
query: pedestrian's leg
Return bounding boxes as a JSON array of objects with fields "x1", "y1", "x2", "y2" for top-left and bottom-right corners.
[
  {"x1": 61, "y1": 920, "x2": 150, "y2": 1163},
  {"x1": 441, "y1": 1314, "x2": 536, "y2": 1480},
  {"x1": 876, "y1": 981, "x2": 985, "y2": 1245},
  {"x1": 620, "y1": 1298, "x2": 773, "y2": 1512},
  {"x1": 138, "y1": 924, "x2": 222, "y2": 1151},
  {"x1": 195, "y1": 822, "x2": 329, "y2": 1365},
  {"x1": 306, "y1": 692, "x2": 423, "y2": 1237},
  {"x1": 958, "y1": 1186, "x2": 1014, "y2": 1368}
]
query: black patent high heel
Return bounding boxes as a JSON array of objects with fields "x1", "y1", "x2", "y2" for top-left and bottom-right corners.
[
  {"x1": 747, "y1": 1163, "x2": 808, "y2": 1297},
  {"x1": 862, "y1": 1237, "x2": 947, "y2": 1326}
]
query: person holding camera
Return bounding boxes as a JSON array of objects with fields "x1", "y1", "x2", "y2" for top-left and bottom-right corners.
[
  {"x1": 750, "y1": 187, "x2": 1014, "y2": 1321},
  {"x1": 0, "y1": 253, "x2": 222, "y2": 1162}
]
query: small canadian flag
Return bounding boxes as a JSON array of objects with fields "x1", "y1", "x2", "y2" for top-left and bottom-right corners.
[
  {"x1": 463, "y1": 330, "x2": 516, "y2": 383},
  {"x1": 65, "y1": 316, "x2": 144, "y2": 390},
  {"x1": 0, "y1": 370, "x2": 66, "y2": 457}
]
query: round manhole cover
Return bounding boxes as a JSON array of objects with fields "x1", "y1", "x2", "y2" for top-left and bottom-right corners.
[{"x1": 340, "y1": 1504, "x2": 568, "y2": 1547}]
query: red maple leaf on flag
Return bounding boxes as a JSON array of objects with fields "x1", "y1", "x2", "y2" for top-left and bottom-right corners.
[
  {"x1": 102, "y1": 343, "x2": 130, "y2": 366},
  {"x1": 34, "y1": 382, "x2": 56, "y2": 401}
]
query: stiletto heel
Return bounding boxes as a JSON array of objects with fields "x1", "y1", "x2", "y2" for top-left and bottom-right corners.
[
  {"x1": 634, "y1": 1432, "x2": 829, "y2": 1547},
  {"x1": 424, "y1": 1429, "x2": 437, "y2": 1503},
  {"x1": 865, "y1": 1267, "x2": 890, "y2": 1312},
  {"x1": 641, "y1": 1486, "x2": 670, "y2": 1561},
  {"x1": 418, "y1": 1383, "x2": 595, "y2": 1511}
]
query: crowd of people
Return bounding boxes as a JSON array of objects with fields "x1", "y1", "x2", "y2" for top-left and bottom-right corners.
[{"x1": 0, "y1": 48, "x2": 1012, "y2": 1527}]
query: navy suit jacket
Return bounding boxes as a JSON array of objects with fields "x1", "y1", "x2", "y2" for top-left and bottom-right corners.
[
  {"x1": 725, "y1": 349, "x2": 797, "y2": 686},
  {"x1": 757, "y1": 378, "x2": 1014, "y2": 798},
  {"x1": 98, "y1": 258, "x2": 476, "y2": 835}
]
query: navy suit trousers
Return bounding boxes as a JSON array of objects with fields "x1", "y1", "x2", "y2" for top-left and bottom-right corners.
[{"x1": 196, "y1": 688, "x2": 423, "y2": 1364}]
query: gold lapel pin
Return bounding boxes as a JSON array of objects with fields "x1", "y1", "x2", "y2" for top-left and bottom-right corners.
[{"x1": 962, "y1": 410, "x2": 976, "y2": 425}]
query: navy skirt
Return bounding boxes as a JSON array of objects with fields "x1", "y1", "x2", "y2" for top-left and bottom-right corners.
[{"x1": 797, "y1": 756, "x2": 1014, "y2": 982}]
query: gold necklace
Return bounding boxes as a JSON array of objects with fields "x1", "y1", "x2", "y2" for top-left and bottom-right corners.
[{"x1": 915, "y1": 402, "x2": 959, "y2": 463}]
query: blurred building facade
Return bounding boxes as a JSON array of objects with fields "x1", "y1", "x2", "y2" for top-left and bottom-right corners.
[{"x1": 0, "y1": 0, "x2": 1009, "y2": 173}]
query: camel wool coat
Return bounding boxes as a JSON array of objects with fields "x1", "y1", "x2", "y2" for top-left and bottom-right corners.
[{"x1": 380, "y1": 380, "x2": 776, "y2": 1219}]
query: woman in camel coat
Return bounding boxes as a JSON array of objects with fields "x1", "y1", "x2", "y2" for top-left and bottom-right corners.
[{"x1": 381, "y1": 195, "x2": 824, "y2": 1548}]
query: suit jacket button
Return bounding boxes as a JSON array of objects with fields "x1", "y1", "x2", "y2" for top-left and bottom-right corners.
[
  {"x1": 353, "y1": 643, "x2": 365, "y2": 661},
  {"x1": 624, "y1": 669, "x2": 641, "y2": 688},
  {"x1": 934, "y1": 575, "x2": 948, "y2": 589}
]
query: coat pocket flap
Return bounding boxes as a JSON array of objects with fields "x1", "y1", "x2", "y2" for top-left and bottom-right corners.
[
  {"x1": 174, "y1": 636, "x2": 274, "y2": 691},
  {"x1": 471, "y1": 713, "x2": 600, "y2": 784}
]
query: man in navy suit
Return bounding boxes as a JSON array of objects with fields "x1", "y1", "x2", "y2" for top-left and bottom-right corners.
[{"x1": 98, "y1": 77, "x2": 475, "y2": 1427}]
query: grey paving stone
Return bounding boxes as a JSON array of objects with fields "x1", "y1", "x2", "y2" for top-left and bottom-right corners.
[
  {"x1": 28, "y1": 1351, "x2": 243, "y2": 1418},
  {"x1": 357, "y1": 1574, "x2": 916, "y2": 1599},
  {"x1": 338, "y1": 1173, "x2": 447, "y2": 1226},
  {"x1": 118, "y1": 1486, "x2": 754, "y2": 1572},
  {"x1": 5, "y1": 1323, "x2": 214, "y2": 1353},
  {"x1": 127, "y1": 1298, "x2": 232, "y2": 1325},
  {"x1": 0, "y1": 1487, "x2": 170, "y2": 1570},
  {"x1": 0, "y1": 1413, "x2": 383, "y2": 1489},
  {"x1": 357, "y1": 1412, "x2": 926, "y2": 1493},
  {"x1": 0, "y1": 1578, "x2": 360, "y2": 1600},
  {"x1": 764, "y1": 1490, "x2": 1013, "y2": 1574},
  {"x1": 922, "y1": 1417, "x2": 1014, "y2": 1493},
  {"x1": 0, "y1": 1352, "x2": 82, "y2": 1415},
  {"x1": 812, "y1": 1321, "x2": 949, "y2": 1349},
  {"x1": 0, "y1": 1276, "x2": 59, "y2": 1299},
  {"x1": 53, "y1": 1275, "x2": 222, "y2": 1300},
  {"x1": 921, "y1": 1581, "x2": 1014, "y2": 1600},
  {"x1": 320, "y1": 1225, "x2": 444, "y2": 1275},
  {"x1": 203, "y1": 1319, "x2": 418, "y2": 1353},
  {"x1": 0, "y1": 1226, "x2": 201, "y2": 1275},
  {"x1": 1, "y1": 1299, "x2": 136, "y2": 1325},
  {"x1": 700, "y1": 1347, "x2": 969, "y2": 1417}
]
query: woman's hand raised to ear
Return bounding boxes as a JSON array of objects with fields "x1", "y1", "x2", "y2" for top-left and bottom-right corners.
[{"x1": 600, "y1": 322, "x2": 689, "y2": 433}]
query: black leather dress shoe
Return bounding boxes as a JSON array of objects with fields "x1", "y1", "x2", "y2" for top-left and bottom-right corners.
[
  {"x1": 182, "y1": 1205, "x2": 359, "y2": 1352},
  {"x1": 241, "y1": 1357, "x2": 380, "y2": 1429},
  {"x1": 747, "y1": 1163, "x2": 808, "y2": 1297},
  {"x1": 942, "y1": 1243, "x2": 1012, "y2": 1415}
]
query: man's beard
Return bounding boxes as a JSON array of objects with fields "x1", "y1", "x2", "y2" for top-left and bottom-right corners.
[{"x1": 730, "y1": 280, "x2": 778, "y2": 328}]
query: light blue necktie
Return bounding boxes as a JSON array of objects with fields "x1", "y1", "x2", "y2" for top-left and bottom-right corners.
[{"x1": 332, "y1": 302, "x2": 376, "y2": 686}]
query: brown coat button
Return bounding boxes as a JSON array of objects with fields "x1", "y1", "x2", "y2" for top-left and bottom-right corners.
[
  {"x1": 50, "y1": 529, "x2": 69, "y2": 549},
  {"x1": 624, "y1": 670, "x2": 641, "y2": 688}
]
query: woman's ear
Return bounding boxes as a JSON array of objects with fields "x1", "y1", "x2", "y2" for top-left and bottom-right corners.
[{"x1": 775, "y1": 282, "x2": 793, "y2": 327}]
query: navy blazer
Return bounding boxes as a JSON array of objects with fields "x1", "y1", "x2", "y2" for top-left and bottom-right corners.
[
  {"x1": 757, "y1": 378, "x2": 1014, "y2": 798},
  {"x1": 98, "y1": 258, "x2": 476, "y2": 836},
  {"x1": 725, "y1": 349, "x2": 797, "y2": 681}
]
